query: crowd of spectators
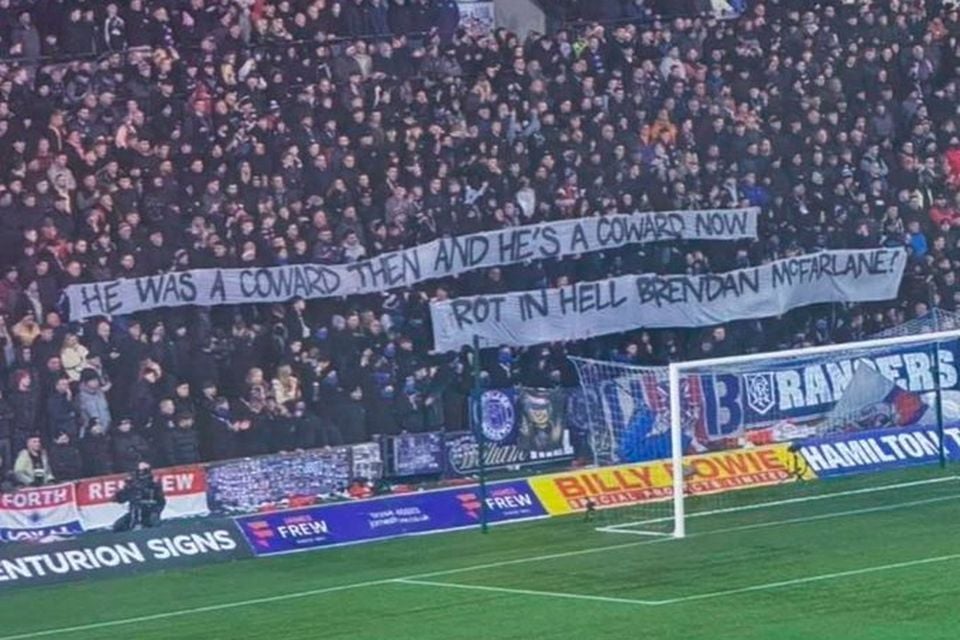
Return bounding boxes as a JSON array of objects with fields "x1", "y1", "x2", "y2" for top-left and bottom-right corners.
[{"x1": 0, "y1": 0, "x2": 959, "y2": 484}]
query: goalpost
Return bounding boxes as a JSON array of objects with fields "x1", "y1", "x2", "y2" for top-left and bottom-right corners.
[{"x1": 570, "y1": 328, "x2": 960, "y2": 539}]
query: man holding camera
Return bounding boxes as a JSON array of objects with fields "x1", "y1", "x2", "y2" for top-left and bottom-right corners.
[{"x1": 113, "y1": 461, "x2": 166, "y2": 532}]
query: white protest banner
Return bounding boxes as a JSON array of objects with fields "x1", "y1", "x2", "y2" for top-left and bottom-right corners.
[
  {"x1": 65, "y1": 208, "x2": 757, "y2": 320},
  {"x1": 430, "y1": 248, "x2": 907, "y2": 352}
]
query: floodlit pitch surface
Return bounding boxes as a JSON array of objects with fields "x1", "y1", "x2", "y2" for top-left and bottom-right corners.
[{"x1": 0, "y1": 466, "x2": 958, "y2": 640}]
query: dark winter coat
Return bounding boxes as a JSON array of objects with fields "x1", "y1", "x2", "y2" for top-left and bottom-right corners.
[
  {"x1": 49, "y1": 441, "x2": 83, "y2": 481},
  {"x1": 112, "y1": 429, "x2": 153, "y2": 473},
  {"x1": 163, "y1": 427, "x2": 201, "y2": 466}
]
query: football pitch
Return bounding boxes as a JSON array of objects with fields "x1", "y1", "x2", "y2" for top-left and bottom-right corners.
[{"x1": 1, "y1": 466, "x2": 958, "y2": 640}]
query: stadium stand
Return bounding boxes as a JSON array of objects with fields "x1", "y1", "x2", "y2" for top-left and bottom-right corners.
[{"x1": 0, "y1": 0, "x2": 958, "y2": 481}]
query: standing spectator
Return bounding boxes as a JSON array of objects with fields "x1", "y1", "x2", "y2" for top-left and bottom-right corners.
[
  {"x1": 112, "y1": 417, "x2": 152, "y2": 473},
  {"x1": 80, "y1": 420, "x2": 113, "y2": 477},
  {"x1": 163, "y1": 412, "x2": 201, "y2": 466},
  {"x1": 337, "y1": 386, "x2": 368, "y2": 444},
  {"x1": 434, "y1": 0, "x2": 460, "y2": 43},
  {"x1": 46, "y1": 376, "x2": 79, "y2": 441},
  {"x1": 59, "y1": 333, "x2": 89, "y2": 383},
  {"x1": 103, "y1": 4, "x2": 126, "y2": 51},
  {"x1": 77, "y1": 369, "x2": 111, "y2": 433},
  {"x1": 48, "y1": 431, "x2": 82, "y2": 481},
  {"x1": 13, "y1": 435, "x2": 53, "y2": 487},
  {"x1": 10, "y1": 370, "x2": 39, "y2": 447},
  {"x1": 271, "y1": 364, "x2": 301, "y2": 406}
]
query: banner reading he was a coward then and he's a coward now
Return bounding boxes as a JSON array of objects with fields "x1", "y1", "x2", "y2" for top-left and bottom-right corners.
[
  {"x1": 430, "y1": 248, "x2": 907, "y2": 352},
  {"x1": 64, "y1": 208, "x2": 758, "y2": 320}
]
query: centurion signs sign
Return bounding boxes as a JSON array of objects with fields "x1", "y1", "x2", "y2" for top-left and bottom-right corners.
[
  {"x1": 64, "y1": 208, "x2": 757, "y2": 320},
  {"x1": 0, "y1": 519, "x2": 251, "y2": 589}
]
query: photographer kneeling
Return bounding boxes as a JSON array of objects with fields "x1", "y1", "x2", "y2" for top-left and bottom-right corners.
[{"x1": 113, "y1": 461, "x2": 166, "y2": 532}]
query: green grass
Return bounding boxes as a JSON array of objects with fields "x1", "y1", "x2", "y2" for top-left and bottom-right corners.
[{"x1": 1, "y1": 466, "x2": 959, "y2": 640}]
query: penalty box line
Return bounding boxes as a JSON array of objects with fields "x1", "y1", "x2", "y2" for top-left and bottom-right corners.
[
  {"x1": 1, "y1": 492, "x2": 956, "y2": 640},
  {"x1": 394, "y1": 552, "x2": 960, "y2": 607},
  {"x1": 392, "y1": 494, "x2": 960, "y2": 606}
]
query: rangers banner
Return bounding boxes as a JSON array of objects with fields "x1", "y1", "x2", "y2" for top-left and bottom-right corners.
[
  {"x1": 76, "y1": 466, "x2": 209, "y2": 531},
  {"x1": 0, "y1": 483, "x2": 84, "y2": 541},
  {"x1": 65, "y1": 208, "x2": 756, "y2": 320},
  {"x1": 430, "y1": 248, "x2": 906, "y2": 351}
]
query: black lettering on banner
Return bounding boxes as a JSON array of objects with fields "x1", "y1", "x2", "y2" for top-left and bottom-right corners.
[
  {"x1": 402, "y1": 248, "x2": 422, "y2": 283},
  {"x1": 569, "y1": 223, "x2": 589, "y2": 253},
  {"x1": 519, "y1": 290, "x2": 549, "y2": 321},
  {"x1": 449, "y1": 296, "x2": 505, "y2": 330},
  {"x1": 134, "y1": 275, "x2": 165, "y2": 304},
  {"x1": 654, "y1": 213, "x2": 675, "y2": 239},
  {"x1": 103, "y1": 281, "x2": 122, "y2": 314},
  {"x1": 80, "y1": 282, "x2": 124, "y2": 316},
  {"x1": 557, "y1": 281, "x2": 628, "y2": 315},
  {"x1": 303, "y1": 265, "x2": 340, "y2": 296},
  {"x1": 539, "y1": 226, "x2": 561, "y2": 258},
  {"x1": 178, "y1": 273, "x2": 197, "y2": 302},
  {"x1": 514, "y1": 227, "x2": 536, "y2": 262},
  {"x1": 432, "y1": 236, "x2": 490, "y2": 274},
  {"x1": 695, "y1": 210, "x2": 747, "y2": 236},
  {"x1": 78, "y1": 282, "x2": 122, "y2": 316},
  {"x1": 135, "y1": 274, "x2": 195, "y2": 305},
  {"x1": 878, "y1": 248, "x2": 900, "y2": 273},
  {"x1": 79, "y1": 284, "x2": 103, "y2": 316},
  {"x1": 635, "y1": 271, "x2": 759, "y2": 306},
  {"x1": 239, "y1": 269, "x2": 256, "y2": 297},
  {"x1": 208, "y1": 269, "x2": 226, "y2": 301}
]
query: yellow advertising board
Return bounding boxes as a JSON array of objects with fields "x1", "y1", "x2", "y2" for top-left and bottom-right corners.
[{"x1": 528, "y1": 444, "x2": 813, "y2": 515}]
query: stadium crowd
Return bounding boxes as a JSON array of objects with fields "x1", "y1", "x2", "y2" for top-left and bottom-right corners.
[{"x1": 0, "y1": 0, "x2": 958, "y2": 483}]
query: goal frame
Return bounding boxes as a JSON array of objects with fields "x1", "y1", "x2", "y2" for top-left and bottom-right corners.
[{"x1": 666, "y1": 328, "x2": 960, "y2": 539}]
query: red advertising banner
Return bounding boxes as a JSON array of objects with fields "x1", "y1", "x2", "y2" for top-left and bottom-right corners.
[{"x1": 76, "y1": 466, "x2": 209, "y2": 531}]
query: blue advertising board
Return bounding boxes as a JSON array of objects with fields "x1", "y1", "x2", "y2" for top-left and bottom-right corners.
[
  {"x1": 235, "y1": 480, "x2": 546, "y2": 556},
  {"x1": 796, "y1": 424, "x2": 960, "y2": 479}
]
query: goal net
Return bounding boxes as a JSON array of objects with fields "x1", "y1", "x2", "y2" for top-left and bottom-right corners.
[{"x1": 570, "y1": 329, "x2": 960, "y2": 538}]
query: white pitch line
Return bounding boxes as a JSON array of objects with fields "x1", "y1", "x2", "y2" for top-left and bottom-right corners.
[
  {"x1": 0, "y1": 579, "x2": 395, "y2": 640},
  {"x1": 0, "y1": 490, "x2": 956, "y2": 640},
  {"x1": 393, "y1": 578, "x2": 662, "y2": 606},
  {"x1": 397, "y1": 554, "x2": 960, "y2": 608},
  {"x1": 650, "y1": 553, "x2": 960, "y2": 605}
]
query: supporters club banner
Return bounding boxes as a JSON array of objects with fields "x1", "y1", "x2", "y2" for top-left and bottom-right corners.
[
  {"x1": 0, "y1": 483, "x2": 84, "y2": 542},
  {"x1": 388, "y1": 432, "x2": 446, "y2": 476},
  {"x1": 236, "y1": 479, "x2": 546, "y2": 556},
  {"x1": 447, "y1": 387, "x2": 577, "y2": 475},
  {"x1": 431, "y1": 248, "x2": 906, "y2": 351},
  {"x1": 76, "y1": 467, "x2": 209, "y2": 531},
  {"x1": 206, "y1": 445, "x2": 382, "y2": 514},
  {"x1": 528, "y1": 444, "x2": 804, "y2": 515},
  {"x1": 64, "y1": 208, "x2": 757, "y2": 320}
]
